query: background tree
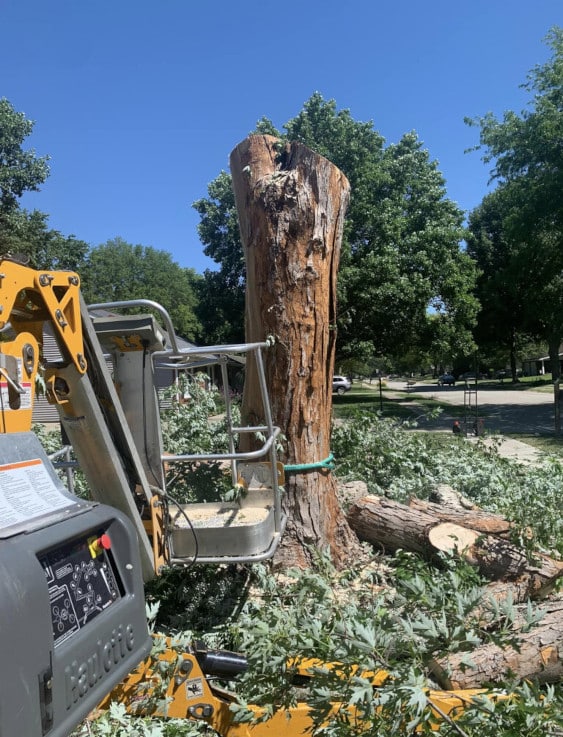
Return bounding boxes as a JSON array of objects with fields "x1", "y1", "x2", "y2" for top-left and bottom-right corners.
[
  {"x1": 466, "y1": 187, "x2": 532, "y2": 381},
  {"x1": 468, "y1": 27, "x2": 563, "y2": 429},
  {"x1": 81, "y1": 237, "x2": 202, "y2": 341},
  {"x1": 194, "y1": 93, "x2": 478, "y2": 366},
  {"x1": 0, "y1": 98, "x2": 49, "y2": 213},
  {"x1": 5, "y1": 209, "x2": 89, "y2": 270},
  {"x1": 193, "y1": 172, "x2": 245, "y2": 344},
  {"x1": 0, "y1": 98, "x2": 70, "y2": 263},
  {"x1": 338, "y1": 131, "x2": 478, "y2": 367}
]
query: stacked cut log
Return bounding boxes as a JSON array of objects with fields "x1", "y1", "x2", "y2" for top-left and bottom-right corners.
[
  {"x1": 429, "y1": 601, "x2": 563, "y2": 689},
  {"x1": 346, "y1": 488, "x2": 563, "y2": 688}
]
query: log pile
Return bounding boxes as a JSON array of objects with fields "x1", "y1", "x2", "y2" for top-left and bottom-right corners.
[{"x1": 346, "y1": 486, "x2": 563, "y2": 689}]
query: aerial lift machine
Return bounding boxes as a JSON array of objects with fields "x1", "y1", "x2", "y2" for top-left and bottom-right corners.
[{"x1": 0, "y1": 260, "x2": 486, "y2": 736}]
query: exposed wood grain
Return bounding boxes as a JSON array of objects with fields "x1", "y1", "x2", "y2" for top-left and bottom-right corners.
[{"x1": 347, "y1": 494, "x2": 563, "y2": 598}]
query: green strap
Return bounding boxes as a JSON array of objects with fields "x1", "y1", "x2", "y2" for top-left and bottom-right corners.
[{"x1": 284, "y1": 453, "x2": 335, "y2": 473}]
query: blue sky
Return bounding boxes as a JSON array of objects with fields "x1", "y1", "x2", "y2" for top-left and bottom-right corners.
[{"x1": 1, "y1": 0, "x2": 562, "y2": 274}]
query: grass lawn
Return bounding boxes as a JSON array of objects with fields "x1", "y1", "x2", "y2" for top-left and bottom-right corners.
[
  {"x1": 479, "y1": 375, "x2": 555, "y2": 393},
  {"x1": 332, "y1": 385, "x2": 410, "y2": 419},
  {"x1": 504, "y1": 432, "x2": 563, "y2": 457},
  {"x1": 332, "y1": 383, "x2": 465, "y2": 422}
]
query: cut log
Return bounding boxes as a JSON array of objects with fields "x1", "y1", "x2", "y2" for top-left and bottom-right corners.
[
  {"x1": 508, "y1": 599, "x2": 563, "y2": 628},
  {"x1": 441, "y1": 528, "x2": 563, "y2": 597},
  {"x1": 346, "y1": 495, "x2": 438, "y2": 555},
  {"x1": 429, "y1": 483, "x2": 477, "y2": 510},
  {"x1": 480, "y1": 580, "x2": 556, "y2": 612},
  {"x1": 430, "y1": 604, "x2": 563, "y2": 688},
  {"x1": 408, "y1": 497, "x2": 512, "y2": 536},
  {"x1": 347, "y1": 495, "x2": 563, "y2": 598},
  {"x1": 428, "y1": 522, "x2": 479, "y2": 553}
]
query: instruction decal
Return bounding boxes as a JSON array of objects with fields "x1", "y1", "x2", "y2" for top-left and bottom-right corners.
[
  {"x1": 0, "y1": 458, "x2": 74, "y2": 529},
  {"x1": 0, "y1": 381, "x2": 32, "y2": 410}
]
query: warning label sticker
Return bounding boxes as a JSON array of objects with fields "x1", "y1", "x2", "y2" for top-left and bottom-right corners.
[
  {"x1": 0, "y1": 381, "x2": 32, "y2": 410},
  {"x1": 185, "y1": 677, "x2": 205, "y2": 700},
  {"x1": 0, "y1": 458, "x2": 74, "y2": 530}
]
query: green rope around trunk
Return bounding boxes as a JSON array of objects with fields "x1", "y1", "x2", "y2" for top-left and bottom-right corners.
[{"x1": 284, "y1": 453, "x2": 335, "y2": 473}]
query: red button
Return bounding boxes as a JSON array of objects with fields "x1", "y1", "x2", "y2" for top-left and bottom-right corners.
[{"x1": 98, "y1": 534, "x2": 111, "y2": 550}]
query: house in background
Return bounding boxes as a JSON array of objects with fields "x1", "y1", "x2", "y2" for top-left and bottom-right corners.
[{"x1": 522, "y1": 347, "x2": 563, "y2": 377}]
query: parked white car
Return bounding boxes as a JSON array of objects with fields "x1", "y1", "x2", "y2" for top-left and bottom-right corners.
[{"x1": 332, "y1": 375, "x2": 352, "y2": 395}]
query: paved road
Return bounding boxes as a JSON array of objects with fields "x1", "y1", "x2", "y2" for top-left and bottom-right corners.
[{"x1": 384, "y1": 380, "x2": 556, "y2": 436}]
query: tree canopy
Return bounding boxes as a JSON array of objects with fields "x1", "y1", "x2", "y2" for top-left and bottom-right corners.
[
  {"x1": 466, "y1": 186, "x2": 533, "y2": 379},
  {"x1": 467, "y1": 27, "x2": 563, "y2": 389},
  {"x1": 194, "y1": 93, "x2": 478, "y2": 369},
  {"x1": 81, "y1": 237, "x2": 202, "y2": 341},
  {"x1": 0, "y1": 99, "x2": 70, "y2": 262},
  {"x1": 0, "y1": 98, "x2": 49, "y2": 213},
  {"x1": 192, "y1": 172, "x2": 245, "y2": 344}
]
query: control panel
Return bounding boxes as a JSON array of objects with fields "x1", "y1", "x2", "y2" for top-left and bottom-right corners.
[
  {"x1": 0, "y1": 433, "x2": 152, "y2": 737},
  {"x1": 40, "y1": 530, "x2": 122, "y2": 648}
]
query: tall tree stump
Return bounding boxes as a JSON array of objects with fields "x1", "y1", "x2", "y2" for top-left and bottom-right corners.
[{"x1": 230, "y1": 134, "x2": 359, "y2": 568}]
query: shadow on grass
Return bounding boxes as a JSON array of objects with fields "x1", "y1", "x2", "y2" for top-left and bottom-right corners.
[
  {"x1": 334, "y1": 391, "x2": 382, "y2": 407},
  {"x1": 333, "y1": 389, "x2": 435, "y2": 421},
  {"x1": 333, "y1": 388, "x2": 471, "y2": 427}
]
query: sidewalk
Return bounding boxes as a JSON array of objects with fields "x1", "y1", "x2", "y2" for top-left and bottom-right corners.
[{"x1": 465, "y1": 435, "x2": 545, "y2": 465}]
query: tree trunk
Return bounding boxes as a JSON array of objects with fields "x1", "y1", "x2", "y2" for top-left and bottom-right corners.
[
  {"x1": 509, "y1": 326, "x2": 519, "y2": 383},
  {"x1": 548, "y1": 336, "x2": 562, "y2": 434},
  {"x1": 430, "y1": 603, "x2": 563, "y2": 688},
  {"x1": 230, "y1": 134, "x2": 359, "y2": 568},
  {"x1": 347, "y1": 495, "x2": 563, "y2": 598}
]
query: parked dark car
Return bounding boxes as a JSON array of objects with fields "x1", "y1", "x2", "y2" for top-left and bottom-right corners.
[
  {"x1": 437, "y1": 373, "x2": 456, "y2": 386},
  {"x1": 459, "y1": 371, "x2": 486, "y2": 381},
  {"x1": 494, "y1": 369, "x2": 523, "y2": 379},
  {"x1": 332, "y1": 375, "x2": 352, "y2": 395}
]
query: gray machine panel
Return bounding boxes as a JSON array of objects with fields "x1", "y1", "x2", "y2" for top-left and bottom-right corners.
[{"x1": 0, "y1": 433, "x2": 152, "y2": 737}]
